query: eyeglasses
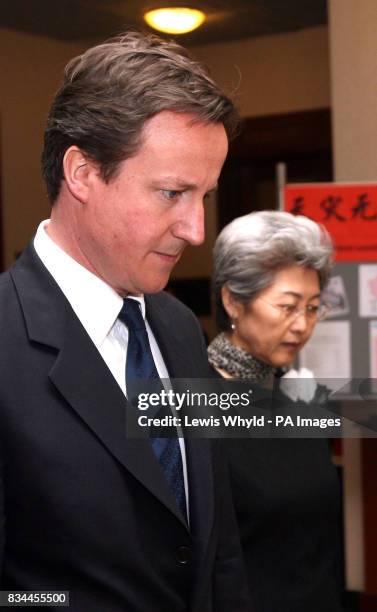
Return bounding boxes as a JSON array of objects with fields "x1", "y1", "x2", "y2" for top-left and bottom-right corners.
[{"x1": 258, "y1": 298, "x2": 331, "y2": 322}]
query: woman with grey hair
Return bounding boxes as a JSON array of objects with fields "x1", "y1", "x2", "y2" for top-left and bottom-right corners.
[{"x1": 208, "y1": 211, "x2": 343, "y2": 611}]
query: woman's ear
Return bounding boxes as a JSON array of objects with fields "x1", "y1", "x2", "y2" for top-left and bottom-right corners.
[
  {"x1": 62, "y1": 146, "x2": 98, "y2": 203},
  {"x1": 221, "y1": 286, "x2": 242, "y2": 321}
]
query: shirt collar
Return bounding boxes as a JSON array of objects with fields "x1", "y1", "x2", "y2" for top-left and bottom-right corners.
[{"x1": 33, "y1": 219, "x2": 146, "y2": 347}]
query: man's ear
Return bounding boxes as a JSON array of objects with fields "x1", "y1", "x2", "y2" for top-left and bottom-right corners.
[
  {"x1": 221, "y1": 285, "x2": 242, "y2": 321},
  {"x1": 62, "y1": 146, "x2": 98, "y2": 202}
]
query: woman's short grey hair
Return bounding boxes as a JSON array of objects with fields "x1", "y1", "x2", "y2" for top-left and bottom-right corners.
[
  {"x1": 213, "y1": 210, "x2": 333, "y2": 330},
  {"x1": 42, "y1": 30, "x2": 238, "y2": 203}
]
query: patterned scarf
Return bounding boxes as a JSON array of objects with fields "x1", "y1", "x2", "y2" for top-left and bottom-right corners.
[{"x1": 207, "y1": 332, "x2": 275, "y2": 383}]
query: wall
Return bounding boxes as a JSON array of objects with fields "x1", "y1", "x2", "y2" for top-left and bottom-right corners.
[
  {"x1": 329, "y1": 0, "x2": 377, "y2": 182},
  {"x1": 192, "y1": 26, "x2": 330, "y2": 120},
  {"x1": 0, "y1": 28, "x2": 84, "y2": 267},
  {"x1": 0, "y1": 26, "x2": 330, "y2": 272},
  {"x1": 173, "y1": 26, "x2": 330, "y2": 280},
  {"x1": 328, "y1": 0, "x2": 377, "y2": 593}
]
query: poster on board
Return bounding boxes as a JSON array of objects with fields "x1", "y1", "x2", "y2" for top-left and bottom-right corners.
[
  {"x1": 359, "y1": 265, "x2": 377, "y2": 318},
  {"x1": 299, "y1": 320, "x2": 351, "y2": 387},
  {"x1": 283, "y1": 182, "x2": 377, "y2": 262}
]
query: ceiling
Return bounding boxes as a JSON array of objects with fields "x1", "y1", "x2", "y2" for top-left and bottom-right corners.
[{"x1": 1, "y1": 0, "x2": 327, "y2": 46}]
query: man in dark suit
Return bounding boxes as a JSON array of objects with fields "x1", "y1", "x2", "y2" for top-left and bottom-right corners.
[{"x1": 0, "y1": 31, "x2": 251, "y2": 611}]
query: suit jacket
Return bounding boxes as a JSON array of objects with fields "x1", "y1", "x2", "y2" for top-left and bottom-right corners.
[{"x1": 0, "y1": 244, "x2": 250, "y2": 612}]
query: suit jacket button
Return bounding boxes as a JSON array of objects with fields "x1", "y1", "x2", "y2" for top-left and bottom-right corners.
[{"x1": 176, "y1": 546, "x2": 192, "y2": 565}]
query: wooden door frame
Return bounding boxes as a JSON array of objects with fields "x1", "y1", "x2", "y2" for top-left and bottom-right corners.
[{"x1": 218, "y1": 108, "x2": 333, "y2": 230}]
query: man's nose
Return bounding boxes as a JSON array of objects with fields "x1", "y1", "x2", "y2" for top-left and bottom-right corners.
[{"x1": 174, "y1": 200, "x2": 205, "y2": 246}]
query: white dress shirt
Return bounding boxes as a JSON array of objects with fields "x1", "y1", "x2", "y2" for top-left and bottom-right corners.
[{"x1": 33, "y1": 220, "x2": 188, "y2": 510}]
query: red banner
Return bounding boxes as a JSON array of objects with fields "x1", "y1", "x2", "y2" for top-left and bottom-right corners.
[{"x1": 283, "y1": 183, "x2": 377, "y2": 261}]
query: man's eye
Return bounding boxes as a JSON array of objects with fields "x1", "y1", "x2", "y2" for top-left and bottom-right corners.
[{"x1": 161, "y1": 190, "x2": 181, "y2": 200}]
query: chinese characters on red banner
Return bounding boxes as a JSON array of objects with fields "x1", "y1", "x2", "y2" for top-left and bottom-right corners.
[{"x1": 283, "y1": 183, "x2": 377, "y2": 261}]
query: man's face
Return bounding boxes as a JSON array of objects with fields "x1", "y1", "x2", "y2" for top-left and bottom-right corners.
[{"x1": 75, "y1": 111, "x2": 228, "y2": 295}]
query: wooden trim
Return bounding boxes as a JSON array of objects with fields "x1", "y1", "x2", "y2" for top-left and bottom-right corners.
[
  {"x1": 362, "y1": 440, "x2": 377, "y2": 594},
  {"x1": 0, "y1": 129, "x2": 3, "y2": 271},
  {"x1": 230, "y1": 108, "x2": 332, "y2": 159},
  {"x1": 360, "y1": 594, "x2": 377, "y2": 611},
  {"x1": 218, "y1": 108, "x2": 333, "y2": 230}
]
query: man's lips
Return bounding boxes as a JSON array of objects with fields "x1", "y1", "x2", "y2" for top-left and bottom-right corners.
[{"x1": 154, "y1": 251, "x2": 182, "y2": 264}]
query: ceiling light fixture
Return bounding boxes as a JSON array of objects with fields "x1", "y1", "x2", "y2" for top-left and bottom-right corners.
[{"x1": 144, "y1": 7, "x2": 206, "y2": 35}]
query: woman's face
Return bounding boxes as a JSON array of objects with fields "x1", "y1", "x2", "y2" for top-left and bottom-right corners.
[{"x1": 223, "y1": 265, "x2": 321, "y2": 367}]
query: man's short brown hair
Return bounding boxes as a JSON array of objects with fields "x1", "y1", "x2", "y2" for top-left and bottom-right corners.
[{"x1": 42, "y1": 30, "x2": 238, "y2": 203}]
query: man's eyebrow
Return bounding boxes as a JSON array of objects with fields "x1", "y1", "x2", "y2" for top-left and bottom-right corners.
[{"x1": 154, "y1": 177, "x2": 218, "y2": 191}]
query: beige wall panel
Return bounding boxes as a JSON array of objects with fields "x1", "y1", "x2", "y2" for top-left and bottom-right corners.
[
  {"x1": 192, "y1": 26, "x2": 330, "y2": 118},
  {"x1": 0, "y1": 28, "x2": 84, "y2": 266}
]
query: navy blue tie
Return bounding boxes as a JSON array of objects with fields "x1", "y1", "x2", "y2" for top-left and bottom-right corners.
[{"x1": 119, "y1": 298, "x2": 187, "y2": 521}]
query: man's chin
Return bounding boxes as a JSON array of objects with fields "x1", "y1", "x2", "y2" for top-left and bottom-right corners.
[{"x1": 131, "y1": 274, "x2": 171, "y2": 296}]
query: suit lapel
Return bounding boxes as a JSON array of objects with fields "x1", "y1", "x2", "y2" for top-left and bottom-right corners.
[
  {"x1": 145, "y1": 294, "x2": 198, "y2": 378},
  {"x1": 10, "y1": 244, "x2": 187, "y2": 526},
  {"x1": 186, "y1": 438, "x2": 214, "y2": 550},
  {"x1": 145, "y1": 295, "x2": 214, "y2": 546}
]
